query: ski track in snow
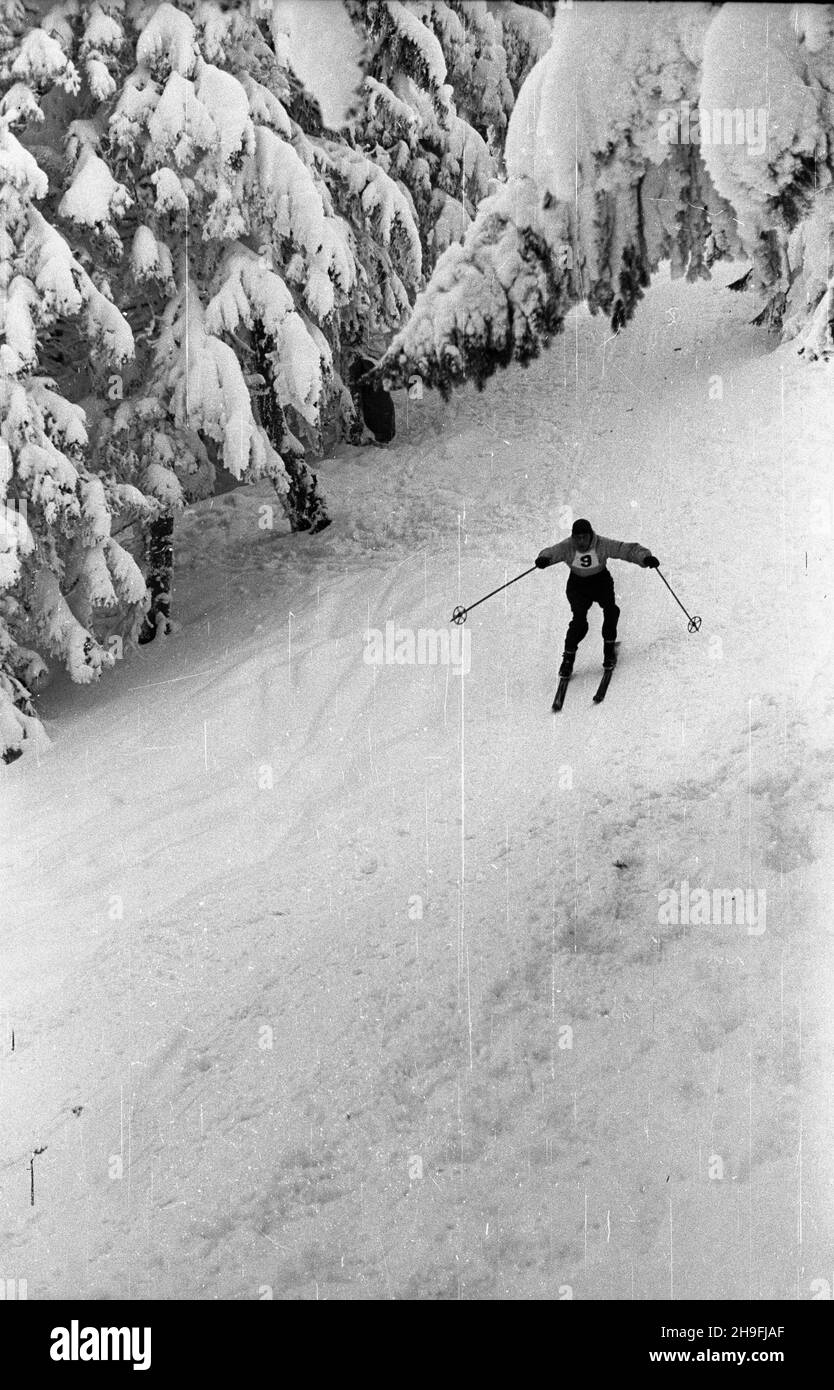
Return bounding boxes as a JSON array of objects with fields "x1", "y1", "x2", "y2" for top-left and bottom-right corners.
[{"x1": 2, "y1": 264, "x2": 833, "y2": 1300}]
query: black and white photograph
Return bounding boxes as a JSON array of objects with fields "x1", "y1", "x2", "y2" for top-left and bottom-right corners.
[{"x1": 1, "y1": 0, "x2": 833, "y2": 1337}]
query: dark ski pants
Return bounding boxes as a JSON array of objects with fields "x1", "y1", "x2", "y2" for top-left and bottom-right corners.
[{"x1": 565, "y1": 570, "x2": 620, "y2": 648}]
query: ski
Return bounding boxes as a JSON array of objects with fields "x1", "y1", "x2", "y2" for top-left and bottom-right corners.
[
  {"x1": 593, "y1": 641, "x2": 619, "y2": 703},
  {"x1": 593, "y1": 666, "x2": 614, "y2": 703},
  {"x1": 552, "y1": 675, "x2": 571, "y2": 712}
]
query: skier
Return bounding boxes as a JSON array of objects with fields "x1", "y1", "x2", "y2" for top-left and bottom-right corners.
[{"x1": 535, "y1": 519, "x2": 659, "y2": 676}]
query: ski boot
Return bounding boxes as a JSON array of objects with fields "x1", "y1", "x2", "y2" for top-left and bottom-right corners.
[
  {"x1": 603, "y1": 640, "x2": 618, "y2": 670},
  {"x1": 558, "y1": 648, "x2": 577, "y2": 679}
]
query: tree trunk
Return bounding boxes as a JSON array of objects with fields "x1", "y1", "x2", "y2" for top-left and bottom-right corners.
[
  {"x1": 350, "y1": 354, "x2": 396, "y2": 442},
  {"x1": 138, "y1": 514, "x2": 174, "y2": 644},
  {"x1": 280, "y1": 457, "x2": 332, "y2": 534},
  {"x1": 252, "y1": 325, "x2": 331, "y2": 533}
]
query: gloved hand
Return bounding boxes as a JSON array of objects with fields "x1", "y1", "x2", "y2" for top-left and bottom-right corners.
[
  {"x1": 643, "y1": 555, "x2": 660, "y2": 568},
  {"x1": 535, "y1": 555, "x2": 550, "y2": 569}
]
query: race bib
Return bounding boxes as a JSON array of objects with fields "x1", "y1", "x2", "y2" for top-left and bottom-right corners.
[{"x1": 571, "y1": 546, "x2": 601, "y2": 572}]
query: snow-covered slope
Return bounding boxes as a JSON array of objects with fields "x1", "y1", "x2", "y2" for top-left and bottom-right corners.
[{"x1": 2, "y1": 263, "x2": 833, "y2": 1299}]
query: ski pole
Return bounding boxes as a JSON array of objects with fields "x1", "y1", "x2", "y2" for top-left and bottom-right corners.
[
  {"x1": 451, "y1": 566, "x2": 537, "y2": 625},
  {"x1": 655, "y1": 567, "x2": 702, "y2": 632}
]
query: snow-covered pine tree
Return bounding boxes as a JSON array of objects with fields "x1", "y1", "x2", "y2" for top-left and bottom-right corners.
[
  {"x1": 0, "y1": 108, "x2": 144, "y2": 760},
  {"x1": 98, "y1": 0, "x2": 333, "y2": 548},
  {"x1": 2, "y1": 1, "x2": 426, "y2": 701},
  {"x1": 55, "y1": 0, "x2": 417, "y2": 621},
  {"x1": 358, "y1": 1, "x2": 499, "y2": 268},
  {"x1": 271, "y1": 12, "x2": 423, "y2": 438},
  {"x1": 492, "y1": 1, "x2": 553, "y2": 100},
  {"x1": 418, "y1": 1, "x2": 513, "y2": 148},
  {"x1": 697, "y1": 3, "x2": 834, "y2": 358},
  {"x1": 381, "y1": 1, "x2": 743, "y2": 397},
  {"x1": 92, "y1": 0, "x2": 422, "y2": 491},
  {"x1": 228, "y1": 3, "x2": 422, "y2": 466},
  {"x1": 494, "y1": 0, "x2": 553, "y2": 100}
]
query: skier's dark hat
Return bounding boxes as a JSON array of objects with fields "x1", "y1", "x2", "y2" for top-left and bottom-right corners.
[{"x1": 571, "y1": 518, "x2": 593, "y2": 536}]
